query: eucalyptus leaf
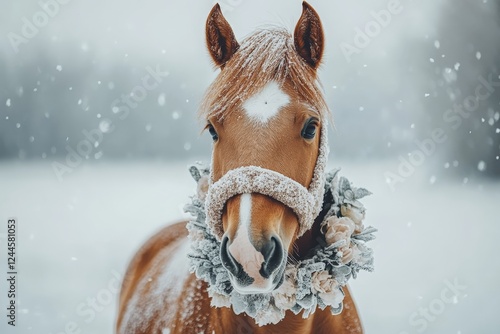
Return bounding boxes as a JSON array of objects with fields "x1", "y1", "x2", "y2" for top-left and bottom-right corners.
[{"x1": 185, "y1": 164, "x2": 377, "y2": 326}]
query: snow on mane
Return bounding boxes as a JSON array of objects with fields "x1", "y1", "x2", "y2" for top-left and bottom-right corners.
[{"x1": 200, "y1": 27, "x2": 329, "y2": 120}]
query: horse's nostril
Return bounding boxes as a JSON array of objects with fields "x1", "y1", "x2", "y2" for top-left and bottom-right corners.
[
  {"x1": 220, "y1": 236, "x2": 240, "y2": 277},
  {"x1": 260, "y1": 237, "x2": 284, "y2": 279}
]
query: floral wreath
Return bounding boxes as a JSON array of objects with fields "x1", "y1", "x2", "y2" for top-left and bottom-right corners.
[{"x1": 184, "y1": 164, "x2": 377, "y2": 326}]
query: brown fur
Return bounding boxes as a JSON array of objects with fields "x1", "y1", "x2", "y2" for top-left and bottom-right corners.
[
  {"x1": 206, "y1": 4, "x2": 239, "y2": 68},
  {"x1": 294, "y1": 2, "x2": 325, "y2": 69},
  {"x1": 117, "y1": 2, "x2": 364, "y2": 333},
  {"x1": 117, "y1": 222, "x2": 363, "y2": 334}
]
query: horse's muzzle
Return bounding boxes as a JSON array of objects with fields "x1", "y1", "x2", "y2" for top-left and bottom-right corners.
[{"x1": 220, "y1": 234, "x2": 285, "y2": 294}]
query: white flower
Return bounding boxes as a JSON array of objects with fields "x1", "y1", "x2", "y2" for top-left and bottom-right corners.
[
  {"x1": 255, "y1": 305, "x2": 285, "y2": 326},
  {"x1": 208, "y1": 290, "x2": 231, "y2": 308},
  {"x1": 310, "y1": 271, "x2": 343, "y2": 307},
  {"x1": 272, "y1": 266, "x2": 297, "y2": 310},
  {"x1": 273, "y1": 280, "x2": 296, "y2": 310},
  {"x1": 322, "y1": 216, "x2": 355, "y2": 246},
  {"x1": 341, "y1": 204, "x2": 365, "y2": 233},
  {"x1": 188, "y1": 228, "x2": 204, "y2": 242},
  {"x1": 319, "y1": 287, "x2": 344, "y2": 308},
  {"x1": 337, "y1": 247, "x2": 355, "y2": 264},
  {"x1": 311, "y1": 271, "x2": 335, "y2": 294},
  {"x1": 197, "y1": 175, "x2": 210, "y2": 201}
]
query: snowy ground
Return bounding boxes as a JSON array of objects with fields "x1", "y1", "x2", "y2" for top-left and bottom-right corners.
[{"x1": 0, "y1": 160, "x2": 499, "y2": 334}]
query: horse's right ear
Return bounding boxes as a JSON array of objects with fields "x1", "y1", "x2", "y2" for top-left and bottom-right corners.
[{"x1": 206, "y1": 4, "x2": 239, "y2": 68}]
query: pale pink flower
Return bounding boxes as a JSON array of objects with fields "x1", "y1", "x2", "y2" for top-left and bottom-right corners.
[
  {"x1": 338, "y1": 247, "x2": 354, "y2": 264},
  {"x1": 272, "y1": 279, "x2": 296, "y2": 309},
  {"x1": 322, "y1": 216, "x2": 355, "y2": 246},
  {"x1": 311, "y1": 271, "x2": 343, "y2": 307},
  {"x1": 272, "y1": 267, "x2": 297, "y2": 309},
  {"x1": 341, "y1": 204, "x2": 365, "y2": 233},
  {"x1": 321, "y1": 216, "x2": 358, "y2": 263}
]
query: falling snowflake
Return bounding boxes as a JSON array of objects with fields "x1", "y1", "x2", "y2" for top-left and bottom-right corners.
[
  {"x1": 477, "y1": 161, "x2": 486, "y2": 172},
  {"x1": 99, "y1": 119, "x2": 112, "y2": 133},
  {"x1": 158, "y1": 93, "x2": 166, "y2": 106}
]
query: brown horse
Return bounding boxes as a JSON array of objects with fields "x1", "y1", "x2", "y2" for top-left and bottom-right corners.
[{"x1": 117, "y1": 2, "x2": 364, "y2": 333}]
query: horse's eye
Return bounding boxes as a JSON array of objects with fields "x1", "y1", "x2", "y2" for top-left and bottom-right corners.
[
  {"x1": 208, "y1": 124, "x2": 219, "y2": 141},
  {"x1": 301, "y1": 118, "x2": 318, "y2": 140}
]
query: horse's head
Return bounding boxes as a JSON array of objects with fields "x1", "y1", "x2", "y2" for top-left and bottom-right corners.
[{"x1": 202, "y1": 2, "x2": 327, "y2": 294}]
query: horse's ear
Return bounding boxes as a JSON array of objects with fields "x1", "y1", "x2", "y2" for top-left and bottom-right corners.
[
  {"x1": 206, "y1": 4, "x2": 239, "y2": 68},
  {"x1": 294, "y1": 2, "x2": 324, "y2": 70}
]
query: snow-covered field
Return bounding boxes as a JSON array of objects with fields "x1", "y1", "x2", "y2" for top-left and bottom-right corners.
[{"x1": 0, "y1": 160, "x2": 499, "y2": 333}]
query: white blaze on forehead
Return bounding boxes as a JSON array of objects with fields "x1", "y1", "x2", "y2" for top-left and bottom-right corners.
[
  {"x1": 242, "y1": 81, "x2": 290, "y2": 123},
  {"x1": 228, "y1": 193, "x2": 265, "y2": 281}
]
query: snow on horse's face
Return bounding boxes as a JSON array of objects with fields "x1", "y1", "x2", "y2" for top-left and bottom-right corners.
[{"x1": 202, "y1": 3, "x2": 326, "y2": 294}]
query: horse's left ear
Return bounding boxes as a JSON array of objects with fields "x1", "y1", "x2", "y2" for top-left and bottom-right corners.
[
  {"x1": 294, "y1": 2, "x2": 324, "y2": 70},
  {"x1": 206, "y1": 4, "x2": 239, "y2": 68}
]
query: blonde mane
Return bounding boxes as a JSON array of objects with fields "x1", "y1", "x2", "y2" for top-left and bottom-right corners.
[{"x1": 200, "y1": 27, "x2": 329, "y2": 120}]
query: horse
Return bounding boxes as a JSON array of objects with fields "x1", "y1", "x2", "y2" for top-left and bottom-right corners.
[{"x1": 116, "y1": 2, "x2": 364, "y2": 333}]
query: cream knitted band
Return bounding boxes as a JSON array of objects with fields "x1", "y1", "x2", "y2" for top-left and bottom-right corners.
[{"x1": 205, "y1": 121, "x2": 329, "y2": 240}]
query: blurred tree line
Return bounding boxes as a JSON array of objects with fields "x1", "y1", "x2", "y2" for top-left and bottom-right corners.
[{"x1": 0, "y1": 0, "x2": 499, "y2": 179}]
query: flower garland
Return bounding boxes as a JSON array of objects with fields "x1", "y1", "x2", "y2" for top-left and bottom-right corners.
[{"x1": 184, "y1": 164, "x2": 377, "y2": 326}]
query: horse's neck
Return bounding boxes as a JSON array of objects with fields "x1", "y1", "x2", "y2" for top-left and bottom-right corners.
[
  {"x1": 216, "y1": 307, "x2": 316, "y2": 333},
  {"x1": 215, "y1": 298, "x2": 362, "y2": 334}
]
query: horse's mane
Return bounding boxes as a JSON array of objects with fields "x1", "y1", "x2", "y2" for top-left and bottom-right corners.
[{"x1": 200, "y1": 27, "x2": 329, "y2": 120}]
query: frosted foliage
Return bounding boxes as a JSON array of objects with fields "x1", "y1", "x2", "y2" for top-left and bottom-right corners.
[
  {"x1": 185, "y1": 164, "x2": 377, "y2": 326},
  {"x1": 200, "y1": 27, "x2": 329, "y2": 120}
]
